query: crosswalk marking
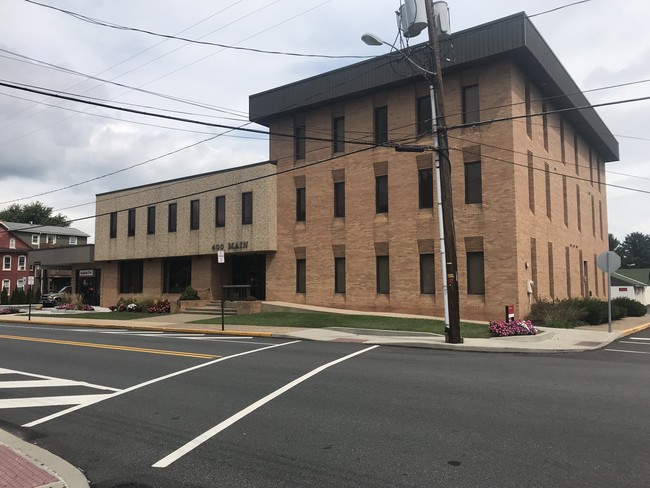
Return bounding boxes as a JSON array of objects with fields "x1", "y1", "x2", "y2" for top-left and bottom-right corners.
[
  {"x1": 0, "y1": 379, "x2": 91, "y2": 389},
  {"x1": 0, "y1": 368, "x2": 119, "y2": 391},
  {"x1": 0, "y1": 394, "x2": 112, "y2": 409},
  {"x1": 627, "y1": 337, "x2": 650, "y2": 342}
]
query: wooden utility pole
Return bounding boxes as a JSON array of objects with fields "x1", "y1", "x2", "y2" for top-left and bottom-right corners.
[{"x1": 425, "y1": 1, "x2": 462, "y2": 343}]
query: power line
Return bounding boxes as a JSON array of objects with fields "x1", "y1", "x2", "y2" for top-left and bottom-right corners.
[
  {"x1": 23, "y1": 0, "x2": 371, "y2": 60},
  {"x1": 529, "y1": 0, "x2": 592, "y2": 18}
]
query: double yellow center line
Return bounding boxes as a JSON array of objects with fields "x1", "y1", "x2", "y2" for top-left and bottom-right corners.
[{"x1": 0, "y1": 334, "x2": 219, "y2": 359}]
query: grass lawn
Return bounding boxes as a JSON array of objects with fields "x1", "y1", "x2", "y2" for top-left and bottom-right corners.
[
  {"x1": 30, "y1": 312, "x2": 155, "y2": 320},
  {"x1": 192, "y1": 312, "x2": 492, "y2": 338}
]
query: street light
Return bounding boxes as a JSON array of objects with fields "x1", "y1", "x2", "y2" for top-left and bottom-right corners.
[{"x1": 362, "y1": 29, "x2": 461, "y2": 343}]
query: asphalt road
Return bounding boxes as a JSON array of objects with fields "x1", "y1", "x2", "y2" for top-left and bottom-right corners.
[{"x1": 0, "y1": 322, "x2": 648, "y2": 487}]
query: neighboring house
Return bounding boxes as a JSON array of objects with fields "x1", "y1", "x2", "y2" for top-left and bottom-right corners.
[
  {"x1": 248, "y1": 12, "x2": 616, "y2": 320},
  {"x1": 0, "y1": 221, "x2": 91, "y2": 294},
  {"x1": 611, "y1": 269, "x2": 650, "y2": 305},
  {"x1": 93, "y1": 162, "x2": 277, "y2": 306},
  {"x1": 0, "y1": 228, "x2": 30, "y2": 297}
]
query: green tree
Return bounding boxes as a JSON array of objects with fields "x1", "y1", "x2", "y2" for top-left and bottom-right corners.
[
  {"x1": 619, "y1": 232, "x2": 650, "y2": 268},
  {"x1": 0, "y1": 287, "x2": 8, "y2": 305},
  {"x1": 0, "y1": 202, "x2": 70, "y2": 227},
  {"x1": 609, "y1": 233, "x2": 621, "y2": 253}
]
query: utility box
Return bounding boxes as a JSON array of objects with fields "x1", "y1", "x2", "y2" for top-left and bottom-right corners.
[{"x1": 398, "y1": 0, "x2": 428, "y2": 38}]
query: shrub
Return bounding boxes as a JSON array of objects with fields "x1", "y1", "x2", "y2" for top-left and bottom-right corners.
[
  {"x1": 179, "y1": 286, "x2": 200, "y2": 301},
  {"x1": 527, "y1": 297, "x2": 587, "y2": 328},
  {"x1": 9, "y1": 287, "x2": 26, "y2": 305},
  {"x1": 111, "y1": 296, "x2": 170, "y2": 313},
  {"x1": 579, "y1": 298, "x2": 624, "y2": 325},
  {"x1": 0, "y1": 287, "x2": 8, "y2": 305},
  {"x1": 489, "y1": 319, "x2": 537, "y2": 337},
  {"x1": 612, "y1": 297, "x2": 647, "y2": 317}
]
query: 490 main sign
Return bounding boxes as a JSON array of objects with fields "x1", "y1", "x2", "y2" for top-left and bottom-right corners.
[{"x1": 211, "y1": 241, "x2": 249, "y2": 252}]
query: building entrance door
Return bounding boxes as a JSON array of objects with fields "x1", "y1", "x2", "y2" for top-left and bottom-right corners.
[
  {"x1": 76, "y1": 269, "x2": 101, "y2": 305},
  {"x1": 231, "y1": 255, "x2": 266, "y2": 300}
]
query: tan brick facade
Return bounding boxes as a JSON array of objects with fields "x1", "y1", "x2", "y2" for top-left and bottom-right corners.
[{"x1": 263, "y1": 59, "x2": 611, "y2": 321}]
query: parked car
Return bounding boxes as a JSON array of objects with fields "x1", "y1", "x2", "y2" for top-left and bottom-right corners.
[{"x1": 41, "y1": 286, "x2": 72, "y2": 307}]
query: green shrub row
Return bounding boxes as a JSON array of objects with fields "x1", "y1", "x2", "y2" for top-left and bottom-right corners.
[
  {"x1": 527, "y1": 296, "x2": 646, "y2": 328},
  {"x1": 1, "y1": 287, "x2": 41, "y2": 305}
]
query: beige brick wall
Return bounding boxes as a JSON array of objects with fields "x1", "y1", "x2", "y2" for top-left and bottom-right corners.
[{"x1": 266, "y1": 59, "x2": 612, "y2": 321}]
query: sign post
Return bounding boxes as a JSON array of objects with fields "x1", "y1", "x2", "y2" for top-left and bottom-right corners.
[
  {"x1": 27, "y1": 276, "x2": 35, "y2": 321},
  {"x1": 218, "y1": 251, "x2": 225, "y2": 331},
  {"x1": 597, "y1": 251, "x2": 622, "y2": 333}
]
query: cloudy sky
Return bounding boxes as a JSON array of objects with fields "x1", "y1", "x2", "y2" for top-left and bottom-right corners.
[{"x1": 1, "y1": 0, "x2": 649, "y2": 242}]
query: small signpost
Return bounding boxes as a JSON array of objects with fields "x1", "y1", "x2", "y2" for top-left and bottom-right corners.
[
  {"x1": 27, "y1": 276, "x2": 35, "y2": 321},
  {"x1": 597, "y1": 251, "x2": 621, "y2": 333},
  {"x1": 218, "y1": 251, "x2": 225, "y2": 331}
]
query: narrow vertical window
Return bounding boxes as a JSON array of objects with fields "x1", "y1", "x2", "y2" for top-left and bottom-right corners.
[
  {"x1": 31, "y1": 234, "x2": 39, "y2": 245},
  {"x1": 560, "y1": 119, "x2": 566, "y2": 163},
  {"x1": 576, "y1": 185, "x2": 582, "y2": 232},
  {"x1": 2, "y1": 256, "x2": 10, "y2": 271},
  {"x1": 109, "y1": 212, "x2": 117, "y2": 239},
  {"x1": 589, "y1": 149, "x2": 594, "y2": 186},
  {"x1": 525, "y1": 81, "x2": 532, "y2": 138},
  {"x1": 296, "y1": 259, "x2": 306, "y2": 294},
  {"x1": 467, "y1": 252, "x2": 485, "y2": 294},
  {"x1": 548, "y1": 242, "x2": 555, "y2": 298},
  {"x1": 334, "y1": 257, "x2": 346, "y2": 294},
  {"x1": 215, "y1": 196, "x2": 225, "y2": 227},
  {"x1": 566, "y1": 246, "x2": 572, "y2": 298},
  {"x1": 18, "y1": 256, "x2": 26, "y2": 271},
  {"x1": 296, "y1": 187, "x2": 306, "y2": 222},
  {"x1": 591, "y1": 195, "x2": 596, "y2": 237},
  {"x1": 528, "y1": 151, "x2": 535, "y2": 213},
  {"x1": 545, "y1": 163, "x2": 551, "y2": 219},
  {"x1": 418, "y1": 168, "x2": 433, "y2": 209},
  {"x1": 190, "y1": 199, "x2": 200, "y2": 230},
  {"x1": 242, "y1": 192, "x2": 253, "y2": 225},
  {"x1": 542, "y1": 101, "x2": 549, "y2": 151},
  {"x1": 530, "y1": 238, "x2": 538, "y2": 299},
  {"x1": 334, "y1": 181, "x2": 345, "y2": 218},
  {"x1": 464, "y1": 162, "x2": 482, "y2": 204},
  {"x1": 420, "y1": 253, "x2": 435, "y2": 294},
  {"x1": 599, "y1": 201, "x2": 603, "y2": 240},
  {"x1": 376, "y1": 255, "x2": 390, "y2": 294},
  {"x1": 417, "y1": 96, "x2": 432, "y2": 136},
  {"x1": 147, "y1": 206, "x2": 156, "y2": 235},
  {"x1": 375, "y1": 175, "x2": 388, "y2": 213},
  {"x1": 168, "y1": 203, "x2": 177, "y2": 233},
  {"x1": 374, "y1": 106, "x2": 388, "y2": 145},
  {"x1": 574, "y1": 133, "x2": 580, "y2": 175},
  {"x1": 294, "y1": 126, "x2": 306, "y2": 160},
  {"x1": 9, "y1": 239, "x2": 15, "y2": 249},
  {"x1": 332, "y1": 116, "x2": 345, "y2": 153},
  {"x1": 594, "y1": 254, "x2": 599, "y2": 296},
  {"x1": 127, "y1": 208, "x2": 136, "y2": 237},
  {"x1": 562, "y1": 176, "x2": 568, "y2": 227},
  {"x1": 462, "y1": 84, "x2": 479, "y2": 124}
]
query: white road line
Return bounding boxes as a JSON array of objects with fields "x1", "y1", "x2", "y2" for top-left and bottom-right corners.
[
  {"x1": 0, "y1": 368, "x2": 119, "y2": 392},
  {"x1": 0, "y1": 394, "x2": 112, "y2": 409},
  {"x1": 627, "y1": 337, "x2": 650, "y2": 342},
  {"x1": 152, "y1": 344, "x2": 380, "y2": 469},
  {"x1": 0, "y1": 379, "x2": 90, "y2": 389},
  {"x1": 23, "y1": 340, "x2": 301, "y2": 428},
  {"x1": 619, "y1": 341, "x2": 650, "y2": 346},
  {"x1": 604, "y1": 349, "x2": 650, "y2": 355}
]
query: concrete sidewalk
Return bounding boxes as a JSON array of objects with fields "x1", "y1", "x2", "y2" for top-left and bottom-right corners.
[{"x1": 0, "y1": 305, "x2": 648, "y2": 487}]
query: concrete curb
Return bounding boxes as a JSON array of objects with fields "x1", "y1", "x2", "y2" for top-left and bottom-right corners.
[{"x1": 0, "y1": 429, "x2": 89, "y2": 488}]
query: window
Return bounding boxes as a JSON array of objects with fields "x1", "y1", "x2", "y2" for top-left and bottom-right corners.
[
  {"x1": 296, "y1": 187, "x2": 306, "y2": 222},
  {"x1": 418, "y1": 168, "x2": 433, "y2": 209},
  {"x1": 462, "y1": 84, "x2": 479, "y2": 124},
  {"x1": 560, "y1": 119, "x2": 566, "y2": 163},
  {"x1": 46, "y1": 235, "x2": 56, "y2": 244},
  {"x1": 528, "y1": 151, "x2": 535, "y2": 213},
  {"x1": 375, "y1": 175, "x2": 388, "y2": 213},
  {"x1": 332, "y1": 116, "x2": 345, "y2": 153},
  {"x1": 163, "y1": 257, "x2": 192, "y2": 293},
  {"x1": 545, "y1": 163, "x2": 551, "y2": 219},
  {"x1": 9, "y1": 239, "x2": 15, "y2": 249},
  {"x1": 464, "y1": 162, "x2": 482, "y2": 204},
  {"x1": 190, "y1": 199, "x2": 200, "y2": 230},
  {"x1": 119, "y1": 260, "x2": 143, "y2": 294},
  {"x1": 31, "y1": 234, "x2": 39, "y2": 245},
  {"x1": 417, "y1": 96, "x2": 432, "y2": 136},
  {"x1": 334, "y1": 257, "x2": 346, "y2": 294},
  {"x1": 18, "y1": 256, "x2": 26, "y2": 271},
  {"x1": 215, "y1": 196, "x2": 225, "y2": 227},
  {"x1": 574, "y1": 133, "x2": 580, "y2": 175},
  {"x1": 591, "y1": 195, "x2": 596, "y2": 237},
  {"x1": 147, "y1": 206, "x2": 156, "y2": 235},
  {"x1": 127, "y1": 208, "x2": 136, "y2": 237},
  {"x1": 17, "y1": 278, "x2": 25, "y2": 290},
  {"x1": 542, "y1": 101, "x2": 549, "y2": 151},
  {"x1": 589, "y1": 149, "x2": 594, "y2": 186},
  {"x1": 334, "y1": 181, "x2": 345, "y2": 218},
  {"x1": 548, "y1": 242, "x2": 555, "y2": 298},
  {"x1": 110, "y1": 212, "x2": 117, "y2": 239},
  {"x1": 3, "y1": 256, "x2": 11, "y2": 271},
  {"x1": 242, "y1": 192, "x2": 253, "y2": 225},
  {"x1": 420, "y1": 253, "x2": 435, "y2": 294},
  {"x1": 467, "y1": 251, "x2": 485, "y2": 294},
  {"x1": 576, "y1": 185, "x2": 582, "y2": 232},
  {"x1": 168, "y1": 203, "x2": 177, "y2": 233},
  {"x1": 376, "y1": 255, "x2": 390, "y2": 294},
  {"x1": 1, "y1": 280, "x2": 9, "y2": 293},
  {"x1": 294, "y1": 126, "x2": 306, "y2": 160},
  {"x1": 525, "y1": 82, "x2": 532, "y2": 137},
  {"x1": 374, "y1": 106, "x2": 388, "y2": 145},
  {"x1": 296, "y1": 259, "x2": 306, "y2": 293},
  {"x1": 69, "y1": 236, "x2": 78, "y2": 245},
  {"x1": 563, "y1": 176, "x2": 569, "y2": 227}
]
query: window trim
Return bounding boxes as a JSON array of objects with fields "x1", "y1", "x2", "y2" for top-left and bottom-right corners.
[
  {"x1": 3, "y1": 256, "x2": 11, "y2": 271},
  {"x1": 69, "y1": 236, "x2": 78, "y2": 245},
  {"x1": 9, "y1": 238, "x2": 15, "y2": 249},
  {"x1": 17, "y1": 255, "x2": 26, "y2": 271},
  {"x1": 31, "y1": 234, "x2": 39, "y2": 245}
]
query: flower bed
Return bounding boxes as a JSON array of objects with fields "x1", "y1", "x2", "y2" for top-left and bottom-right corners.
[
  {"x1": 55, "y1": 303, "x2": 95, "y2": 311},
  {"x1": 110, "y1": 298, "x2": 171, "y2": 314},
  {"x1": 489, "y1": 319, "x2": 537, "y2": 337},
  {"x1": 0, "y1": 307, "x2": 21, "y2": 315}
]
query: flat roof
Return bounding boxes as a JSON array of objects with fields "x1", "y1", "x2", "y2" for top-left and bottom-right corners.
[{"x1": 249, "y1": 12, "x2": 618, "y2": 162}]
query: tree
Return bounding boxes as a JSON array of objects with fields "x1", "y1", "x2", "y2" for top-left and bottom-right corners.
[
  {"x1": 619, "y1": 232, "x2": 650, "y2": 268},
  {"x1": 609, "y1": 233, "x2": 621, "y2": 253},
  {"x1": 0, "y1": 202, "x2": 70, "y2": 227}
]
